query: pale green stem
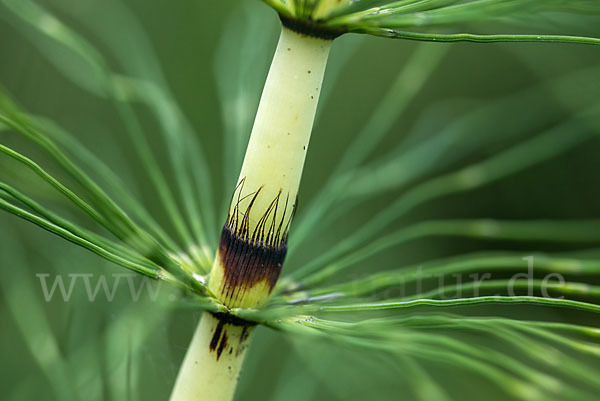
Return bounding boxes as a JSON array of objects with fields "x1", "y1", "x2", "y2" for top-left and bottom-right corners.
[
  {"x1": 169, "y1": 312, "x2": 254, "y2": 401},
  {"x1": 170, "y1": 26, "x2": 332, "y2": 401},
  {"x1": 225, "y1": 27, "x2": 332, "y2": 231}
]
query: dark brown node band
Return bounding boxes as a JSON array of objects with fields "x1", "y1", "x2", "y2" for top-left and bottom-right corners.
[
  {"x1": 208, "y1": 312, "x2": 257, "y2": 360},
  {"x1": 217, "y1": 178, "x2": 296, "y2": 303},
  {"x1": 218, "y1": 223, "x2": 288, "y2": 302},
  {"x1": 280, "y1": 14, "x2": 345, "y2": 40}
]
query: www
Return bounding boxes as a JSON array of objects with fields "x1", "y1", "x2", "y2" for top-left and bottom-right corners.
[{"x1": 36, "y1": 273, "x2": 162, "y2": 302}]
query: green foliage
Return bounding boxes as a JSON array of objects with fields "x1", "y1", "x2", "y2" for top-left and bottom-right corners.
[
  {"x1": 265, "y1": 0, "x2": 600, "y2": 44},
  {"x1": 1, "y1": 0, "x2": 599, "y2": 400}
]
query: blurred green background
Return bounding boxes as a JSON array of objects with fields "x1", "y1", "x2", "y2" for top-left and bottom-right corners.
[{"x1": 1, "y1": 1, "x2": 599, "y2": 400}]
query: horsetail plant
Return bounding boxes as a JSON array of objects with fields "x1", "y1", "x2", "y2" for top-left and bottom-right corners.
[
  {"x1": 171, "y1": 27, "x2": 331, "y2": 401},
  {"x1": 1, "y1": 0, "x2": 600, "y2": 400}
]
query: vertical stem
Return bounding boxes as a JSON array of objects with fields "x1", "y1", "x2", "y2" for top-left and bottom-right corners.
[
  {"x1": 170, "y1": 26, "x2": 332, "y2": 401},
  {"x1": 232, "y1": 26, "x2": 332, "y2": 224},
  {"x1": 169, "y1": 312, "x2": 254, "y2": 401},
  {"x1": 210, "y1": 26, "x2": 332, "y2": 309}
]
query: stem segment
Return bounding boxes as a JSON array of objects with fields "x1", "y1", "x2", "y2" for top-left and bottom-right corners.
[
  {"x1": 210, "y1": 26, "x2": 332, "y2": 309},
  {"x1": 168, "y1": 312, "x2": 255, "y2": 401},
  {"x1": 170, "y1": 26, "x2": 332, "y2": 401}
]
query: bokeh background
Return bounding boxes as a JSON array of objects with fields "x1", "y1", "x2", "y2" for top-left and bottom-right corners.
[{"x1": 1, "y1": 1, "x2": 599, "y2": 400}]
